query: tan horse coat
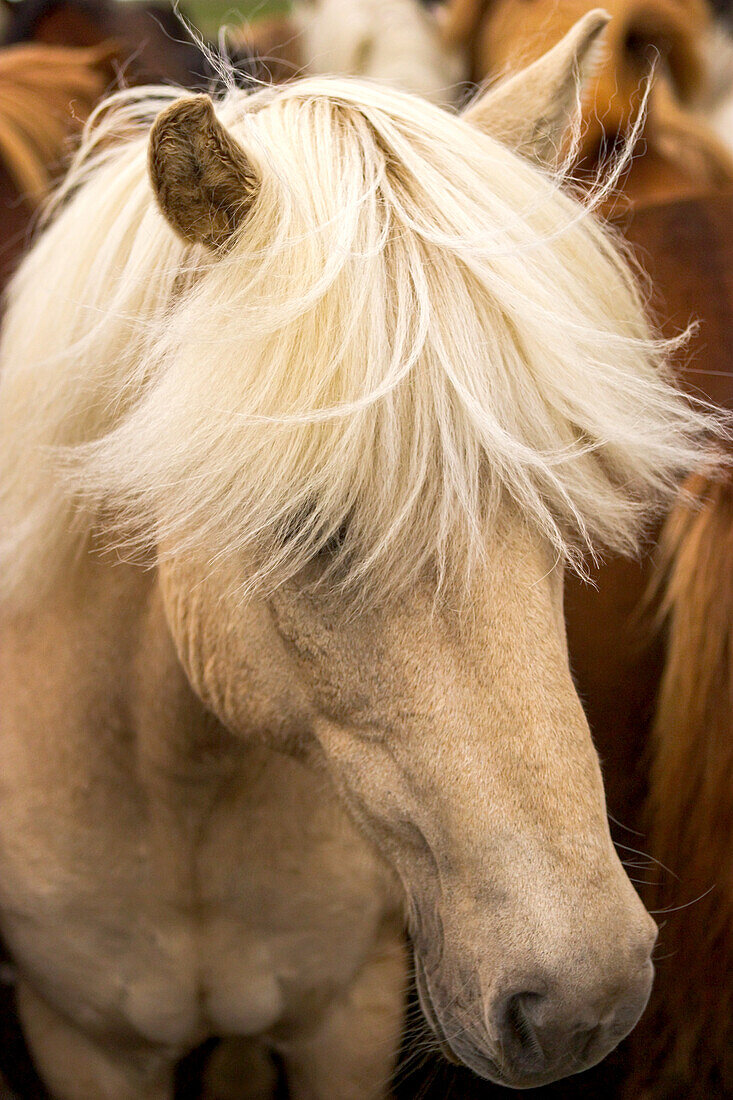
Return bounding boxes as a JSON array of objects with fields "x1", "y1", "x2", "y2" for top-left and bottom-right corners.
[{"x1": 0, "y1": 17, "x2": 713, "y2": 1098}]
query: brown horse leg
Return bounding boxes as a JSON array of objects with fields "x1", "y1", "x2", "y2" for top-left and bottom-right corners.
[
  {"x1": 16, "y1": 981, "x2": 175, "y2": 1100},
  {"x1": 276, "y1": 923, "x2": 407, "y2": 1100}
]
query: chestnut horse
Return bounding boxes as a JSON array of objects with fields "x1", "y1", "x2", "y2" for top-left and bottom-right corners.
[
  {"x1": 441, "y1": 0, "x2": 733, "y2": 203},
  {"x1": 0, "y1": 42, "x2": 117, "y2": 287},
  {"x1": 0, "y1": 0, "x2": 214, "y2": 87}
]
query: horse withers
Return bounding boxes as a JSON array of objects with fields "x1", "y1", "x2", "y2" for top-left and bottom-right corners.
[{"x1": 0, "y1": 15, "x2": 719, "y2": 1099}]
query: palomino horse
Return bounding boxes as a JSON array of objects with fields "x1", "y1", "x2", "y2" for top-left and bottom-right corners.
[
  {"x1": 439, "y1": 2, "x2": 733, "y2": 1097},
  {"x1": 229, "y1": 0, "x2": 466, "y2": 105},
  {"x1": 0, "y1": 15, "x2": 722, "y2": 1099}
]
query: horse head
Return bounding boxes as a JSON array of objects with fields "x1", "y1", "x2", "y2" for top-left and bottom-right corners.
[{"x1": 2, "y1": 13, "x2": 718, "y2": 1089}]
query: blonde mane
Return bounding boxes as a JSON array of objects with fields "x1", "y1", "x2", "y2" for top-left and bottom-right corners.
[{"x1": 0, "y1": 78, "x2": 720, "y2": 606}]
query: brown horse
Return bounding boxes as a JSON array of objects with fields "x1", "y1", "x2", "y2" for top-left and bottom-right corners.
[
  {"x1": 0, "y1": 0, "x2": 214, "y2": 87},
  {"x1": 0, "y1": 41, "x2": 118, "y2": 287},
  {"x1": 564, "y1": 194, "x2": 733, "y2": 1100},
  {"x1": 441, "y1": 0, "x2": 733, "y2": 203},
  {"x1": 435, "y1": 3, "x2": 733, "y2": 1098}
]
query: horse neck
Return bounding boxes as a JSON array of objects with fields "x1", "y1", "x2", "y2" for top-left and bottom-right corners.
[
  {"x1": 1, "y1": 554, "x2": 277, "y2": 909},
  {"x1": 616, "y1": 191, "x2": 733, "y2": 408}
]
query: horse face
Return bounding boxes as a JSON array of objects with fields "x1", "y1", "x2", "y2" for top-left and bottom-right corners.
[
  {"x1": 147, "y1": 13, "x2": 656, "y2": 1085},
  {"x1": 159, "y1": 512, "x2": 655, "y2": 1089}
]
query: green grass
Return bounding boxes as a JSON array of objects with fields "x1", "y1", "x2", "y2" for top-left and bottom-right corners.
[{"x1": 183, "y1": 0, "x2": 290, "y2": 37}]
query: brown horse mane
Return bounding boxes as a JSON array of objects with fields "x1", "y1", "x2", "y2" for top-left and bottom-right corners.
[
  {"x1": 629, "y1": 471, "x2": 733, "y2": 1095},
  {"x1": 0, "y1": 41, "x2": 117, "y2": 204}
]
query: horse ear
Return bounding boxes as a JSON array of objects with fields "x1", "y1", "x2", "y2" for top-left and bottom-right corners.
[
  {"x1": 462, "y1": 9, "x2": 610, "y2": 166},
  {"x1": 148, "y1": 95, "x2": 259, "y2": 250}
]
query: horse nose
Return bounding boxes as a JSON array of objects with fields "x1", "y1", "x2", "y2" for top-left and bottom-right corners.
[{"x1": 492, "y1": 937, "x2": 656, "y2": 1083}]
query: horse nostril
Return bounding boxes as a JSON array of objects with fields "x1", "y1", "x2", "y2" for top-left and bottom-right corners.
[
  {"x1": 495, "y1": 959, "x2": 653, "y2": 1082},
  {"x1": 500, "y1": 991, "x2": 548, "y2": 1068},
  {"x1": 498, "y1": 988, "x2": 612, "y2": 1078}
]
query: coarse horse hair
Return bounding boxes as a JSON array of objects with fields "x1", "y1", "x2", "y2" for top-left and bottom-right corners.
[
  {"x1": 0, "y1": 76, "x2": 722, "y2": 607},
  {"x1": 0, "y1": 41, "x2": 116, "y2": 203}
]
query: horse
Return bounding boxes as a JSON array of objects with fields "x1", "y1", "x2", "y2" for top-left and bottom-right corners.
[
  {"x1": 0, "y1": 0, "x2": 215, "y2": 88},
  {"x1": 0, "y1": 13, "x2": 719, "y2": 1098},
  {"x1": 435, "y1": 2, "x2": 733, "y2": 1097},
  {"x1": 441, "y1": 0, "x2": 733, "y2": 204},
  {"x1": 0, "y1": 41, "x2": 119, "y2": 289},
  {"x1": 705, "y1": 18, "x2": 733, "y2": 148},
  {"x1": 229, "y1": 0, "x2": 467, "y2": 105}
]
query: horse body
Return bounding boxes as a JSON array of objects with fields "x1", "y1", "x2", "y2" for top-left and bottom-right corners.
[
  {"x1": 0, "y1": 19, "x2": 717, "y2": 1097},
  {"x1": 0, "y1": 556, "x2": 401, "y2": 1096}
]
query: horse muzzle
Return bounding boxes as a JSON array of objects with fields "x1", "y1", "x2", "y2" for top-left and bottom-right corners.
[{"x1": 416, "y1": 947, "x2": 655, "y2": 1088}]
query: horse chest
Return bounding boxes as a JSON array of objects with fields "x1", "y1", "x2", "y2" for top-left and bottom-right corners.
[
  {"x1": 191, "y1": 750, "x2": 395, "y2": 1035},
  {"x1": 0, "y1": 721, "x2": 392, "y2": 1049},
  {"x1": 0, "y1": 566, "x2": 396, "y2": 1048}
]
